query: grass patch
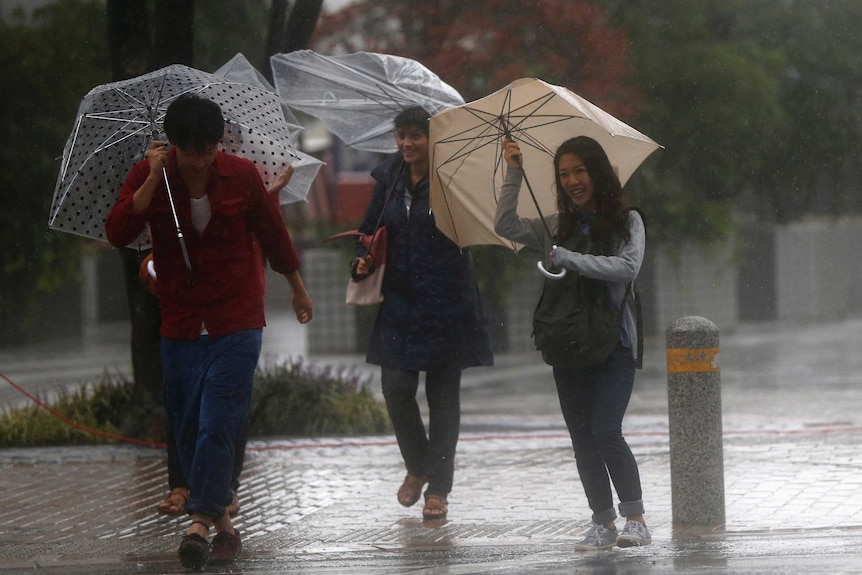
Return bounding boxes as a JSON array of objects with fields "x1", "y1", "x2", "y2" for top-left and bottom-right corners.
[{"x1": 0, "y1": 371, "x2": 131, "y2": 447}]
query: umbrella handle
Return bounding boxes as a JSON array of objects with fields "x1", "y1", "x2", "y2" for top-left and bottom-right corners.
[
  {"x1": 537, "y1": 244, "x2": 567, "y2": 279},
  {"x1": 537, "y1": 261, "x2": 567, "y2": 279}
]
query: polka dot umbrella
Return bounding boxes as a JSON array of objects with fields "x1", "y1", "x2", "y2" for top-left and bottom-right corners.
[{"x1": 49, "y1": 64, "x2": 322, "y2": 249}]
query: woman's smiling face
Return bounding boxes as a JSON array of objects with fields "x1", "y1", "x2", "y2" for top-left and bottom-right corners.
[
  {"x1": 557, "y1": 152, "x2": 596, "y2": 212},
  {"x1": 395, "y1": 126, "x2": 429, "y2": 166}
]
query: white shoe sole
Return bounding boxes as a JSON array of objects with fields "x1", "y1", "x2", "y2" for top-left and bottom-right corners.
[
  {"x1": 616, "y1": 536, "x2": 651, "y2": 548},
  {"x1": 574, "y1": 541, "x2": 616, "y2": 551}
]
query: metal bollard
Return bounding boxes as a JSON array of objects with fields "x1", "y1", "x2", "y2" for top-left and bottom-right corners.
[{"x1": 666, "y1": 316, "x2": 725, "y2": 526}]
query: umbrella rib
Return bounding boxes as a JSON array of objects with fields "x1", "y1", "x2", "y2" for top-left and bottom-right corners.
[
  {"x1": 50, "y1": 115, "x2": 82, "y2": 227},
  {"x1": 56, "y1": 115, "x2": 83, "y2": 194}
]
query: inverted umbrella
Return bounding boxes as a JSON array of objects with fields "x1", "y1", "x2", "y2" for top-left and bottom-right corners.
[
  {"x1": 49, "y1": 63, "x2": 322, "y2": 249},
  {"x1": 430, "y1": 78, "x2": 661, "y2": 258},
  {"x1": 270, "y1": 49, "x2": 464, "y2": 153}
]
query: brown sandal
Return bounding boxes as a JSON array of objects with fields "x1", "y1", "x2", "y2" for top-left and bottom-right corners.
[
  {"x1": 157, "y1": 487, "x2": 189, "y2": 516},
  {"x1": 226, "y1": 489, "x2": 240, "y2": 518},
  {"x1": 422, "y1": 494, "x2": 448, "y2": 520},
  {"x1": 210, "y1": 528, "x2": 242, "y2": 564},
  {"x1": 397, "y1": 474, "x2": 427, "y2": 507},
  {"x1": 178, "y1": 520, "x2": 211, "y2": 569}
]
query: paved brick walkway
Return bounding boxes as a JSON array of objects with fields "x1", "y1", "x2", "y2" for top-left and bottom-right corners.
[
  {"x1": 2, "y1": 422, "x2": 862, "y2": 573},
  {"x1": 3, "y1": 318, "x2": 862, "y2": 573}
]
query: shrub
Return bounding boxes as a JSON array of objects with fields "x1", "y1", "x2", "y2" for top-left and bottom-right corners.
[
  {"x1": 0, "y1": 359, "x2": 390, "y2": 447},
  {"x1": 0, "y1": 372, "x2": 127, "y2": 447},
  {"x1": 248, "y1": 359, "x2": 391, "y2": 436}
]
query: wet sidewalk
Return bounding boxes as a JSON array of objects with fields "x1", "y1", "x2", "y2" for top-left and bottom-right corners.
[{"x1": 2, "y1": 317, "x2": 862, "y2": 573}]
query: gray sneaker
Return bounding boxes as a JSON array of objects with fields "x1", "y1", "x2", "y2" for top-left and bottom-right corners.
[
  {"x1": 574, "y1": 523, "x2": 617, "y2": 551},
  {"x1": 616, "y1": 520, "x2": 652, "y2": 547}
]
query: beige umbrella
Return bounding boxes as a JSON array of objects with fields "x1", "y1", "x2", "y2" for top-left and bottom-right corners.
[{"x1": 429, "y1": 77, "x2": 661, "y2": 252}]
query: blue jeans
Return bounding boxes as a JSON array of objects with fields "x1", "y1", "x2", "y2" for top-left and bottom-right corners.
[
  {"x1": 161, "y1": 329, "x2": 261, "y2": 520},
  {"x1": 381, "y1": 368, "x2": 461, "y2": 496},
  {"x1": 553, "y1": 343, "x2": 644, "y2": 525}
]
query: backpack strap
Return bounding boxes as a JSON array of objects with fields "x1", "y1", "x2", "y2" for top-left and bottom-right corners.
[{"x1": 627, "y1": 206, "x2": 646, "y2": 369}]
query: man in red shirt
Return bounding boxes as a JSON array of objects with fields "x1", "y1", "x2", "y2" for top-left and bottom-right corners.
[{"x1": 106, "y1": 94, "x2": 313, "y2": 569}]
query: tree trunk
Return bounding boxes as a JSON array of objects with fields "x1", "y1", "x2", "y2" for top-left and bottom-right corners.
[
  {"x1": 282, "y1": 0, "x2": 323, "y2": 53},
  {"x1": 153, "y1": 0, "x2": 195, "y2": 67},
  {"x1": 106, "y1": 0, "x2": 151, "y2": 79},
  {"x1": 105, "y1": 0, "x2": 195, "y2": 441},
  {"x1": 263, "y1": 0, "x2": 323, "y2": 81}
]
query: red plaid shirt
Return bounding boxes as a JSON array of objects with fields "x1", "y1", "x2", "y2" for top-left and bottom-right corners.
[{"x1": 106, "y1": 149, "x2": 300, "y2": 339}]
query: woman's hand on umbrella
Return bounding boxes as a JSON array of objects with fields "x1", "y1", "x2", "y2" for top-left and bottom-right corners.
[
  {"x1": 146, "y1": 140, "x2": 168, "y2": 175},
  {"x1": 501, "y1": 138, "x2": 522, "y2": 168}
]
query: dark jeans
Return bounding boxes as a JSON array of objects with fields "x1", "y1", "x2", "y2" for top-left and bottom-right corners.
[
  {"x1": 553, "y1": 343, "x2": 644, "y2": 525},
  {"x1": 161, "y1": 329, "x2": 261, "y2": 520},
  {"x1": 167, "y1": 422, "x2": 245, "y2": 493},
  {"x1": 381, "y1": 368, "x2": 461, "y2": 496}
]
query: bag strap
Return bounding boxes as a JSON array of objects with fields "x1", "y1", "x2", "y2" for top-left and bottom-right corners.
[
  {"x1": 620, "y1": 280, "x2": 644, "y2": 369},
  {"x1": 366, "y1": 160, "x2": 404, "y2": 254},
  {"x1": 628, "y1": 207, "x2": 646, "y2": 369},
  {"x1": 633, "y1": 282, "x2": 644, "y2": 369}
]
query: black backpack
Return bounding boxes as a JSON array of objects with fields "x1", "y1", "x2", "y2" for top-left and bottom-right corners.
[{"x1": 532, "y1": 209, "x2": 644, "y2": 369}]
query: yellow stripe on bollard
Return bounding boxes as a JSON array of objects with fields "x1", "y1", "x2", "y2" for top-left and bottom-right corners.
[{"x1": 666, "y1": 347, "x2": 719, "y2": 373}]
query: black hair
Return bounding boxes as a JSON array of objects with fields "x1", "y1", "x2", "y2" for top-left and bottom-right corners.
[
  {"x1": 163, "y1": 94, "x2": 224, "y2": 153},
  {"x1": 394, "y1": 105, "x2": 430, "y2": 136},
  {"x1": 553, "y1": 136, "x2": 630, "y2": 245}
]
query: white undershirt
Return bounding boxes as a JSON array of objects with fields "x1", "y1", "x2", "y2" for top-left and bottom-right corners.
[
  {"x1": 190, "y1": 196, "x2": 211, "y2": 335},
  {"x1": 190, "y1": 195, "x2": 211, "y2": 237}
]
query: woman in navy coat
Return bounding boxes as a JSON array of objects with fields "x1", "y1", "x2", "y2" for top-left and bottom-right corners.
[{"x1": 353, "y1": 106, "x2": 493, "y2": 520}]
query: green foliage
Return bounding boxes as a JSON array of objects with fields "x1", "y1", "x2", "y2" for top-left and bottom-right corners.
[
  {"x1": 0, "y1": 1, "x2": 109, "y2": 344},
  {"x1": 0, "y1": 359, "x2": 389, "y2": 447},
  {"x1": 0, "y1": 372, "x2": 129, "y2": 447},
  {"x1": 248, "y1": 359, "x2": 391, "y2": 436},
  {"x1": 600, "y1": 0, "x2": 862, "y2": 232}
]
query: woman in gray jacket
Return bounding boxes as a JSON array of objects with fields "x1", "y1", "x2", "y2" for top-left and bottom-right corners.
[{"x1": 495, "y1": 136, "x2": 650, "y2": 551}]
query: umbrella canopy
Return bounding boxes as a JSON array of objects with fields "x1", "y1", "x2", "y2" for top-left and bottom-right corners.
[
  {"x1": 49, "y1": 64, "x2": 322, "y2": 249},
  {"x1": 429, "y1": 77, "x2": 661, "y2": 251},
  {"x1": 270, "y1": 49, "x2": 464, "y2": 153},
  {"x1": 213, "y1": 52, "x2": 305, "y2": 142},
  {"x1": 212, "y1": 53, "x2": 325, "y2": 206}
]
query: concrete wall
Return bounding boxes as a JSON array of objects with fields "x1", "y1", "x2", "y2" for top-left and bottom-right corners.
[
  {"x1": 648, "y1": 240, "x2": 739, "y2": 334},
  {"x1": 772, "y1": 217, "x2": 862, "y2": 321}
]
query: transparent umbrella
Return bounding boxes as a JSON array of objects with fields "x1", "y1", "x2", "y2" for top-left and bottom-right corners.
[
  {"x1": 213, "y1": 52, "x2": 325, "y2": 206},
  {"x1": 213, "y1": 52, "x2": 305, "y2": 142},
  {"x1": 49, "y1": 63, "x2": 321, "y2": 249},
  {"x1": 270, "y1": 49, "x2": 464, "y2": 153}
]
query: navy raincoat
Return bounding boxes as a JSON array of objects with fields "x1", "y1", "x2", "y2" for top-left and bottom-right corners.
[{"x1": 356, "y1": 154, "x2": 494, "y2": 371}]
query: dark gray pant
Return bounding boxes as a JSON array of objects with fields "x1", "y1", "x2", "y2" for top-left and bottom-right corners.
[
  {"x1": 553, "y1": 344, "x2": 644, "y2": 525},
  {"x1": 381, "y1": 367, "x2": 461, "y2": 496}
]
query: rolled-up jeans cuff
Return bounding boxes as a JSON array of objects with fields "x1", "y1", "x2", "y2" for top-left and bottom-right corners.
[
  {"x1": 592, "y1": 508, "x2": 617, "y2": 525},
  {"x1": 618, "y1": 499, "x2": 645, "y2": 518}
]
